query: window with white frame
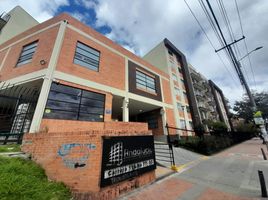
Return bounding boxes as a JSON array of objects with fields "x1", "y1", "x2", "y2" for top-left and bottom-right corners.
[
  {"x1": 177, "y1": 102, "x2": 183, "y2": 111},
  {"x1": 74, "y1": 41, "x2": 100, "y2": 71},
  {"x1": 175, "y1": 87, "x2": 181, "y2": 96},
  {"x1": 16, "y1": 41, "x2": 38, "y2": 66},
  {"x1": 136, "y1": 70, "x2": 156, "y2": 93},
  {"x1": 172, "y1": 74, "x2": 178, "y2": 82},
  {"x1": 180, "y1": 120, "x2": 186, "y2": 129}
]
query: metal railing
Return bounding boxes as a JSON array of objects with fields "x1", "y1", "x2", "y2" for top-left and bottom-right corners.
[{"x1": 0, "y1": 82, "x2": 39, "y2": 144}]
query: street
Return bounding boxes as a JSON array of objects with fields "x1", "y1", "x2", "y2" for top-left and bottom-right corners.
[{"x1": 120, "y1": 138, "x2": 268, "y2": 200}]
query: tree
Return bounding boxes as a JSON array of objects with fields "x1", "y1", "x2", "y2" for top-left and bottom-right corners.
[{"x1": 233, "y1": 91, "x2": 268, "y2": 122}]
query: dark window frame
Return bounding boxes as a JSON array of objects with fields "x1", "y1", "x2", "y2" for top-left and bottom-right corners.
[
  {"x1": 73, "y1": 41, "x2": 101, "y2": 72},
  {"x1": 16, "y1": 41, "x2": 38, "y2": 67},
  {"x1": 43, "y1": 83, "x2": 105, "y2": 122},
  {"x1": 136, "y1": 70, "x2": 157, "y2": 94}
]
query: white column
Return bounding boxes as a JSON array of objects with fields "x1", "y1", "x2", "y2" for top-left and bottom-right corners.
[
  {"x1": 122, "y1": 97, "x2": 129, "y2": 122},
  {"x1": 160, "y1": 108, "x2": 167, "y2": 135},
  {"x1": 29, "y1": 20, "x2": 68, "y2": 133}
]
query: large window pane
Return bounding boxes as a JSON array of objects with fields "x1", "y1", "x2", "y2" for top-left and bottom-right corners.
[
  {"x1": 74, "y1": 41, "x2": 100, "y2": 71},
  {"x1": 136, "y1": 70, "x2": 156, "y2": 93},
  {"x1": 43, "y1": 83, "x2": 105, "y2": 122},
  {"x1": 17, "y1": 41, "x2": 38, "y2": 67}
]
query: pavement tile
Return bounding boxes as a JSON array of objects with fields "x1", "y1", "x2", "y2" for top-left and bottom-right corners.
[
  {"x1": 197, "y1": 188, "x2": 258, "y2": 200},
  {"x1": 128, "y1": 178, "x2": 193, "y2": 200}
]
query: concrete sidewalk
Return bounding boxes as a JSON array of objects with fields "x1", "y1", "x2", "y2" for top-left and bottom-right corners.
[{"x1": 120, "y1": 138, "x2": 268, "y2": 200}]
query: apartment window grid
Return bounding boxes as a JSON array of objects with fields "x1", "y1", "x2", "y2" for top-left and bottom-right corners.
[
  {"x1": 186, "y1": 106, "x2": 190, "y2": 113},
  {"x1": 43, "y1": 83, "x2": 105, "y2": 122},
  {"x1": 189, "y1": 121, "x2": 193, "y2": 130},
  {"x1": 136, "y1": 70, "x2": 156, "y2": 93},
  {"x1": 180, "y1": 119, "x2": 186, "y2": 129},
  {"x1": 172, "y1": 73, "x2": 178, "y2": 82},
  {"x1": 175, "y1": 87, "x2": 181, "y2": 97},
  {"x1": 177, "y1": 102, "x2": 183, "y2": 111},
  {"x1": 74, "y1": 41, "x2": 100, "y2": 71},
  {"x1": 16, "y1": 41, "x2": 38, "y2": 66}
]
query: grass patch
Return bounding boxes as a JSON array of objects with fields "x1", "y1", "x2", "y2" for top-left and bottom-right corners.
[
  {"x1": 0, "y1": 156, "x2": 71, "y2": 200},
  {"x1": 0, "y1": 144, "x2": 21, "y2": 153}
]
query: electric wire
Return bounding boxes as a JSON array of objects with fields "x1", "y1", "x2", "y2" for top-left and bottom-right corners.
[
  {"x1": 197, "y1": 0, "x2": 239, "y2": 79},
  {"x1": 216, "y1": 0, "x2": 252, "y2": 85},
  {"x1": 183, "y1": 0, "x2": 240, "y2": 85},
  {"x1": 235, "y1": 0, "x2": 257, "y2": 89}
]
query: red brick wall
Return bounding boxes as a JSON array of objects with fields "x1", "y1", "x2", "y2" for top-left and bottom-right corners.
[
  {"x1": 161, "y1": 78, "x2": 172, "y2": 105},
  {"x1": 40, "y1": 119, "x2": 149, "y2": 133},
  {"x1": 165, "y1": 108, "x2": 176, "y2": 135},
  {"x1": 22, "y1": 124, "x2": 155, "y2": 200},
  {"x1": 57, "y1": 28, "x2": 126, "y2": 90},
  {"x1": 0, "y1": 26, "x2": 59, "y2": 81}
]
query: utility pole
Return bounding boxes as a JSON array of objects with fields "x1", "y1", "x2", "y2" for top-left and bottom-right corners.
[{"x1": 205, "y1": 0, "x2": 267, "y2": 141}]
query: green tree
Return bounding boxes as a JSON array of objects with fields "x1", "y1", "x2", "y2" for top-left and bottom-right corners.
[{"x1": 233, "y1": 91, "x2": 268, "y2": 122}]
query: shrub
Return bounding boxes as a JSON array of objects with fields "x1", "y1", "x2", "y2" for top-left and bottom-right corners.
[
  {"x1": 235, "y1": 122, "x2": 257, "y2": 134},
  {"x1": 210, "y1": 121, "x2": 228, "y2": 135}
]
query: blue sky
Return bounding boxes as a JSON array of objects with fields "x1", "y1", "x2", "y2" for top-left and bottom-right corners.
[{"x1": 1, "y1": 0, "x2": 268, "y2": 105}]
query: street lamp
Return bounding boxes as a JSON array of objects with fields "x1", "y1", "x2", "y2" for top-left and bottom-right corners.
[
  {"x1": 238, "y1": 46, "x2": 263, "y2": 61},
  {"x1": 236, "y1": 46, "x2": 267, "y2": 140}
]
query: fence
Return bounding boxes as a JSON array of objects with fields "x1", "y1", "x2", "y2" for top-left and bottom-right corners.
[{"x1": 0, "y1": 82, "x2": 39, "y2": 144}]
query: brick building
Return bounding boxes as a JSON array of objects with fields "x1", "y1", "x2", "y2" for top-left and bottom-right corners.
[{"x1": 0, "y1": 9, "x2": 178, "y2": 137}]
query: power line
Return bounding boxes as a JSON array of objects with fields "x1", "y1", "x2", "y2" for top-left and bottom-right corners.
[
  {"x1": 234, "y1": 0, "x2": 257, "y2": 89},
  {"x1": 183, "y1": 0, "x2": 240, "y2": 85},
  {"x1": 216, "y1": 0, "x2": 253, "y2": 86}
]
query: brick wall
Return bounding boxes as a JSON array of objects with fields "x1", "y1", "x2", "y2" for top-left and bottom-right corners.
[
  {"x1": 40, "y1": 119, "x2": 148, "y2": 133},
  {"x1": 22, "y1": 122, "x2": 155, "y2": 200},
  {"x1": 0, "y1": 26, "x2": 59, "y2": 81}
]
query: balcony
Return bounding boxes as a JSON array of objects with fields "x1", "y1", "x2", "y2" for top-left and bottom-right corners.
[
  {"x1": 191, "y1": 71, "x2": 202, "y2": 81},
  {"x1": 0, "y1": 12, "x2": 10, "y2": 31},
  {"x1": 198, "y1": 102, "x2": 209, "y2": 111},
  {"x1": 193, "y1": 81, "x2": 204, "y2": 91}
]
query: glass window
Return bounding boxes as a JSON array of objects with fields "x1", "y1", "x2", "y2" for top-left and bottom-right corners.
[
  {"x1": 172, "y1": 74, "x2": 177, "y2": 82},
  {"x1": 186, "y1": 106, "x2": 191, "y2": 113},
  {"x1": 147, "y1": 116, "x2": 158, "y2": 129},
  {"x1": 180, "y1": 120, "x2": 186, "y2": 129},
  {"x1": 136, "y1": 70, "x2": 156, "y2": 93},
  {"x1": 189, "y1": 121, "x2": 193, "y2": 130},
  {"x1": 43, "y1": 83, "x2": 105, "y2": 122},
  {"x1": 74, "y1": 41, "x2": 100, "y2": 71},
  {"x1": 175, "y1": 87, "x2": 180, "y2": 96},
  {"x1": 177, "y1": 102, "x2": 183, "y2": 111},
  {"x1": 16, "y1": 41, "x2": 38, "y2": 66}
]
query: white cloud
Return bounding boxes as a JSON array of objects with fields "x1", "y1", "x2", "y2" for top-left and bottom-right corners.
[
  {"x1": 1, "y1": 0, "x2": 267, "y2": 106},
  {"x1": 92, "y1": 0, "x2": 268, "y2": 105},
  {"x1": 0, "y1": 0, "x2": 69, "y2": 22}
]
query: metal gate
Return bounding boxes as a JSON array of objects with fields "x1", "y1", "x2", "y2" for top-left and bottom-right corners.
[{"x1": 0, "y1": 82, "x2": 39, "y2": 144}]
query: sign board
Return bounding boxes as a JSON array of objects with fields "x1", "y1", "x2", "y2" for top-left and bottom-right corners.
[
  {"x1": 100, "y1": 135, "x2": 156, "y2": 187},
  {"x1": 254, "y1": 117, "x2": 264, "y2": 125}
]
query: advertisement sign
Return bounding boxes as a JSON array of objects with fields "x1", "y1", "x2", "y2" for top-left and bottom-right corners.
[{"x1": 100, "y1": 135, "x2": 156, "y2": 187}]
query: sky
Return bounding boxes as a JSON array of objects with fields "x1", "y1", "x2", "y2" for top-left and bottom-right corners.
[{"x1": 1, "y1": 0, "x2": 267, "y2": 106}]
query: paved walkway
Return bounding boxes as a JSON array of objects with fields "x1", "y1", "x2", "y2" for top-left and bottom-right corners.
[{"x1": 120, "y1": 138, "x2": 268, "y2": 200}]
